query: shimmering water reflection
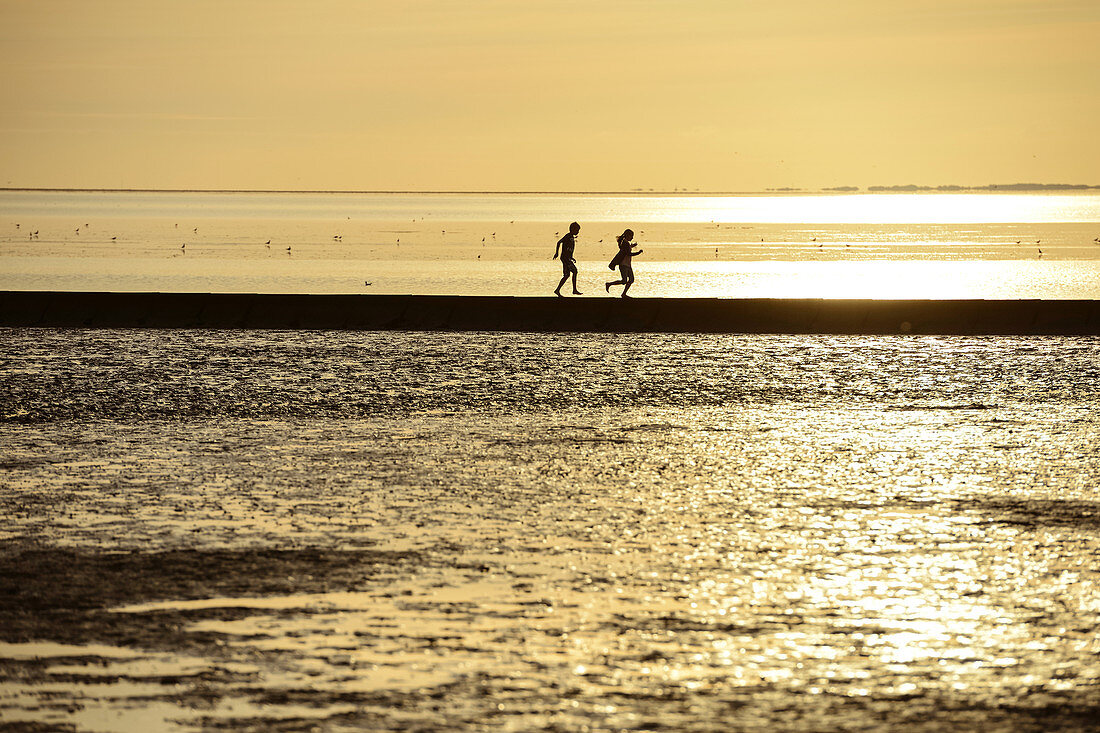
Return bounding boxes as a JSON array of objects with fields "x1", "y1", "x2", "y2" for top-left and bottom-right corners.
[{"x1": 1, "y1": 331, "x2": 1098, "y2": 730}]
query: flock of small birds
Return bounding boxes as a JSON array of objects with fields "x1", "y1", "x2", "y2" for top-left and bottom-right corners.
[{"x1": 10, "y1": 220, "x2": 1100, "y2": 276}]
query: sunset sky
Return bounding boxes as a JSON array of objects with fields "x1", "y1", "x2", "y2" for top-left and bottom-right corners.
[{"x1": 1, "y1": 0, "x2": 1097, "y2": 191}]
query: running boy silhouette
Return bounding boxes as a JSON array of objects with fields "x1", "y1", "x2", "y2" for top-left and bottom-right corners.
[{"x1": 553, "y1": 222, "x2": 583, "y2": 296}]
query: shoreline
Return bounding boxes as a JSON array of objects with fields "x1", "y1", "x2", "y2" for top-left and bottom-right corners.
[{"x1": 2, "y1": 291, "x2": 1097, "y2": 334}]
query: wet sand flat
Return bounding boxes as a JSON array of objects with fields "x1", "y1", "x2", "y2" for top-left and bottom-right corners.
[{"x1": 1, "y1": 330, "x2": 1099, "y2": 731}]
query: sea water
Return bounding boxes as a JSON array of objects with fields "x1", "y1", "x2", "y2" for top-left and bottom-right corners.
[{"x1": 2, "y1": 190, "x2": 1100, "y2": 297}]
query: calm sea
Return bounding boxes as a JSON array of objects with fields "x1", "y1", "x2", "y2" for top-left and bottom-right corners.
[{"x1": 2, "y1": 190, "x2": 1099, "y2": 297}]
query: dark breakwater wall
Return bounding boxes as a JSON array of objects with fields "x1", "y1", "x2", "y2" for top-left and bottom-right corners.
[{"x1": 1, "y1": 291, "x2": 1098, "y2": 334}]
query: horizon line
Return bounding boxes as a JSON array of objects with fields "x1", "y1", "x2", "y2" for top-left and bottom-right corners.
[{"x1": 2, "y1": 183, "x2": 1098, "y2": 196}]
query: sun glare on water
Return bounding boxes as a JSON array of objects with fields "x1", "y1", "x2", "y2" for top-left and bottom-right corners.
[{"x1": 744, "y1": 261, "x2": 990, "y2": 300}]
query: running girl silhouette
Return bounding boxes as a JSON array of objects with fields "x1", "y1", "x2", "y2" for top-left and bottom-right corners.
[{"x1": 605, "y1": 228, "x2": 643, "y2": 298}]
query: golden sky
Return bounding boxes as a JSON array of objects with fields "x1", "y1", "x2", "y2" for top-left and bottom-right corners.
[{"x1": 1, "y1": 0, "x2": 1097, "y2": 191}]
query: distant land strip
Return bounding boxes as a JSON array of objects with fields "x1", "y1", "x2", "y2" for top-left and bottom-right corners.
[
  {"x1": 2, "y1": 292, "x2": 1097, "y2": 335},
  {"x1": 0, "y1": 184, "x2": 1098, "y2": 195}
]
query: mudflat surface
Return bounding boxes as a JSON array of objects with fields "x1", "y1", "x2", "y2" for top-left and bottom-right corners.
[{"x1": 1, "y1": 330, "x2": 1099, "y2": 731}]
